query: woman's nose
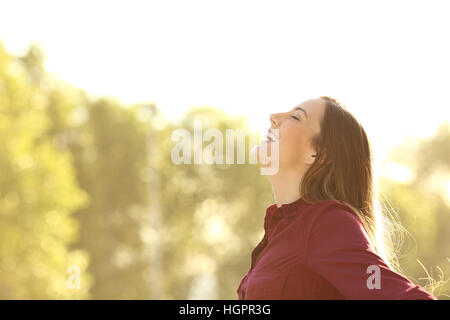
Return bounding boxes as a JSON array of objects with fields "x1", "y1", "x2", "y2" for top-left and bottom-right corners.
[{"x1": 270, "y1": 113, "x2": 280, "y2": 127}]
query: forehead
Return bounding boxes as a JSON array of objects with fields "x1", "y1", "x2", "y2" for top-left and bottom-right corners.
[
  {"x1": 293, "y1": 98, "x2": 325, "y2": 134},
  {"x1": 293, "y1": 98, "x2": 325, "y2": 118}
]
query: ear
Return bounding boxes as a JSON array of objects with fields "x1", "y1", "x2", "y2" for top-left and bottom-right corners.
[
  {"x1": 305, "y1": 153, "x2": 317, "y2": 165},
  {"x1": 306, "y1": 148, "x2": 330, "y2": 166}
]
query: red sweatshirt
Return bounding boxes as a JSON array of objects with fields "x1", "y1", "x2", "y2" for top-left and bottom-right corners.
[{"x1": 236, "y1": 197, "x2": 436, "y2": 300}]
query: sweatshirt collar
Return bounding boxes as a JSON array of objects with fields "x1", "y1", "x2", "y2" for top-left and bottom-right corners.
[
  {"x1": 269, "y1": 196, "x2": 307, "y2": 215},
  {"x1": 264, "y1": 197, "x2": 308, "y2": 235}
]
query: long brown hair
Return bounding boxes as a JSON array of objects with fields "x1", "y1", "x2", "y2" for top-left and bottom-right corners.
[{"x1": 300, "y1": 96, "x2": 398, "y2": 270}]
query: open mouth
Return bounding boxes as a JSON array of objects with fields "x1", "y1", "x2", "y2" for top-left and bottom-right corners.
[{"x1": 266, "y1": 129, "x2": 279, "y2": 142}]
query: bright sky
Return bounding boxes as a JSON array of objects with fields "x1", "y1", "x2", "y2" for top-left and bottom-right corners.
[{"x1": 1, "y1": 0, "x2": 449, "y2": 176}]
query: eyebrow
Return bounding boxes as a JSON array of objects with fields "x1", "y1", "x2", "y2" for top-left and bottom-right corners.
[{"x1": 293, "y1": 106, "x2": 308, "y2": 119}]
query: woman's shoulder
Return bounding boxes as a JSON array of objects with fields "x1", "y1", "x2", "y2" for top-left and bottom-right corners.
[
  {"x1": 305, "y1": 198, "x2": 358, "y2": 214},
  {"x1": 301, "y1": 199, "x2": 372, "y2": 252},
  {"x1": 301, "y1": 199, "x2": 362, "y2": 229}
]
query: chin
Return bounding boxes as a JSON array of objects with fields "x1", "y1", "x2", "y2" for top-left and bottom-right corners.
[{"x1": 253, "y1": 141, "x2": 282, "y2": 176}]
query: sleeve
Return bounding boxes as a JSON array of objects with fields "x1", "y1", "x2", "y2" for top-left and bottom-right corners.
[{"x1": 305, "y1": 207, "x2": 436, "y2": 300}]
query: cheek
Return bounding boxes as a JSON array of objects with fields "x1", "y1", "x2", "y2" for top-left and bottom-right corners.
[{"x1": 280, "y1": 125, "x2": 308, "y2": 163}]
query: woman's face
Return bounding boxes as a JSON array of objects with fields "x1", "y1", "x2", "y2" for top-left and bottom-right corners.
[{"x1": 260, "y1": 98, "x2": 326, "y2": 172}]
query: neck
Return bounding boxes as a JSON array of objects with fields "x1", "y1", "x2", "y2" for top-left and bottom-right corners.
[{"x1": 268, "y1": 167, "x2": 305, "y2": 208}]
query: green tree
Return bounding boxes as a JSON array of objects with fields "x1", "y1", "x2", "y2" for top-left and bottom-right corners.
[
  {"x1": 63, "y1": 98, "x2": 153, "y2": 299},
  {"x1": 0, "y1": 43, "x2": 90, "y2": 299},
  {"x1": 156, "y1": 106, "x2": 272, "y2": 299},
  {"x1": 379, "y1": 122, "x2": 450, "y2": 299}
]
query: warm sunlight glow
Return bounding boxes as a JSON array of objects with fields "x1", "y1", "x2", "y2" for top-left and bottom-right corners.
[
  {"x1": 1, "y1": 0, "x2": 449, "y2": 301},
  {"x1": 380, "y1": 162, "x2": 414, "y2": 183},
  {"x1": 445, "y1": 180, "x2": 450, "y2": 206},
  {"x1": 1, "y1": 0, "x2": 449, "y2": 166}
]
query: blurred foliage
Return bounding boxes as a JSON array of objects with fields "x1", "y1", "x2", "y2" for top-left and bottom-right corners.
[
  {"x1": 156, "y1": 107, "x2": 272, "y2": 299},
  {"x1": 0, "y1": 43, "x2": 90, "y2": 298},
  {"x1": 378, "y1": 123, "x2": 450, "y2": 299},
  {"x1": 50, "y1": 96, "x2": 153, "y2": 299},
  {"x1": 0, "y1": 42, "x2": 448, "y2": 299}
]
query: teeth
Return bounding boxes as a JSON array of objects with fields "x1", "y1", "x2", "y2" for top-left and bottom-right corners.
[{"x1": 267, "y1": 131, "x2": 279, "y2": 142}]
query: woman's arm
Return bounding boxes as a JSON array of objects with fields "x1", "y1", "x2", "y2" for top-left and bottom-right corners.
[{"x1": 305, "y1": 208, "x2": 436, "y2": 300}]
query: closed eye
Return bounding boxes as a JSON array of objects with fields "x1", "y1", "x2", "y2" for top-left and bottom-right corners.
[{"x1": 291, "y1": 115, "x2": 300, "y2": 120}]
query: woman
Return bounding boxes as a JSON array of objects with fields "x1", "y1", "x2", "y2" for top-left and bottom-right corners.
[{"x1": 237, "y1": 96, "x2": 436, "y2": 300}]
